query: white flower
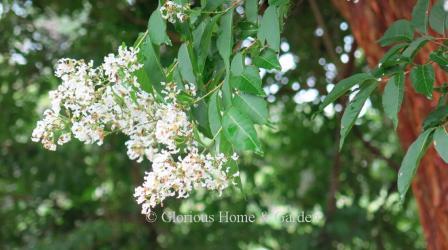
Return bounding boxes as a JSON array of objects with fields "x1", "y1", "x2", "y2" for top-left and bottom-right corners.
[{"x1": 33, "y1": 45, "x2": 237, "y2": 219}]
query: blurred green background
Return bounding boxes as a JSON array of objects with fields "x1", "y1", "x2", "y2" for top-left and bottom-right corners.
[{"x1": 0, "y1": 0, "x2": 425, "y2": 249}]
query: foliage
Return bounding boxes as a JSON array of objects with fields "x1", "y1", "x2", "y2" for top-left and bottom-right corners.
[
  {"x1": 321, "y1": 0, "x2": 448, "y2": 200},
  {"x1": 0, "y1": 0, "x2": 431, "y2": 249}
]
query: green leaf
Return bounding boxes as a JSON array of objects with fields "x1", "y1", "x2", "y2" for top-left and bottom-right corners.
[
  {"x1": 193, "y1": 101, "x2": 212, "y2": 137},
  {"x1": 410, "y1": 64, "x2": 435, "y2": 99},
  {"x1": 380, "y1": 44, "x2": 408, "y2": 64},
  {"x1": 231, "y1": 53, "x2": 244, "y2": 76},
  {"x1": 378, "y1": 20, "x2": 413, "y2": 47},
  {"x1": 139, "y1": 35, "x2": 166, "y2": 92},
  {"x1": 320, "y1": 73, "x2": 375, "y2": 110},
  {"x1": 217, "y1": 11, "x2": 233, "y2": 69},
  {"x1": 382, "y1": 72, "x2": 405, "y2": 130},
  {"x1": 194, "y1": 16, "x2": 220, "y2": 74},
  {"x1": 429, "y1": 50, "x2": 448, "y2": 72},
  {"x1": 434, "y1": 127, "x2": 448, "y2": 163},
  {"x1": 234, "y1": 94, "x2": 268, "y2": 124},
  {"x1": 340, "y1": 81, "x2": 378, "y2": 149},
  {"x1": 401, "y1": 36, "x2": 431, "y2": 60},
  {"x1": 208, "y1": 92, "x2": 221, "y2": 136},
  {"x1": 202, "y1": 0, "x2": 226, "y2": 11},
  {"x1": 423, "y1": 106, "x2": 448, "y2": 130},
  {"x1": 412, "y1": 0, "x2": 430, "y2": 33},
  {"x1": 429, "y1": 0, "x2": 448, "y2": 35},
  {"x1": 398, "y1": 128, "x2": 435, "y2": 200},
  {"x1": 231, "y1": 66, "x2": 265, "y2": 96},
  {"x1": 269, "y1": 0, "x2": 289, "y2": 6},
  {"x1": 178, "y1": 43, "x2": 196, "y2": 84},
  {"x1": 258, "y1": 6, "x2": 280, "y2": 51},
  {"x1": 222, "y1": 107, "x2": 262, "y2": 153},
  {"x1": 245, "y1": 0, "x2": 258, "y2": 24},
  {"x1": 253, "y1": 48, "x2": 281, "y2": 71},
  {"x1": 148, "y1": 7, "x2": 172, "y2": 46},
  {"x1": 217, "y1": 11, "x2": 234, "y2": 108}
]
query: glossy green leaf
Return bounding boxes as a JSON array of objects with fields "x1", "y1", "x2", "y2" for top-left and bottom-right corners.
[
  {"x1": 231, "y1": 66, "x2": 265, "y2": 96},
  {"x1": 222, "y1": 107, "x2": 262, "y2": 153},
  {"x1": 429, "y1": 0, "x2": 448, "y2": 35},
  {"x1": 148, "y1": 7, "x2": 171, "y2": 46},
  {"x1": 178, "y1": 43, "x2": 196, "y2": 84},
  {"x1": 340, "y1": 81, "x2": 378, "y2": 149},
  {"x1": 434, "y1": 127, "x2": 448, "y2": 163},
  {"x1": 258, "y1": 6, "x2": 280, "y2": 51},
  {"x1": 378, "y1": 20, "x2": 413, "y2": 47},
  {"x1": 234, "y1": 94, "x2": 268, "y2": 124},
  {"x1": 410, "y1": 64, "x2": 435, "y2": 99},
  {"x1": 412, "y1": 0, "x2": 430, "y2": 33},
  {"x1": 320, "y1": 73, "x2": 375, "y2": 110},
  {"x1": 398, "y1": 128, "x2": 435, "y2": 200},
  {"x1": 253, "y1": 48, "x2": 281, "y2": 71},
  {"x1": 382, "y1": 72, "x2": 405, "y2": 130}
]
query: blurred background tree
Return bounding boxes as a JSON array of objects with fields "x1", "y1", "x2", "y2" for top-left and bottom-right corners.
[{"x1": 0, "y1": 0, "x2": 427, "y2": 249}]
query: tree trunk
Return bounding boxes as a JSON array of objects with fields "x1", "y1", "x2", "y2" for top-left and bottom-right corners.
[{"x1": 331, "y1": 1, "x2": 448, "y2": 249}]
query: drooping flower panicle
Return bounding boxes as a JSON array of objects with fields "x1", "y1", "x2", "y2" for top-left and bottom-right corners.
[{"x1": 32, "y1": 45, "x2": 238, "y2": 216}]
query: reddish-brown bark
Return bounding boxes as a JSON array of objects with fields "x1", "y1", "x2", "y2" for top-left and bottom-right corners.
[{"x1": 331, "y1": 1, "x2": 448, "y2": 249}]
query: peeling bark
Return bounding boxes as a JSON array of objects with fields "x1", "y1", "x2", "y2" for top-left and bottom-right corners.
[{"x1": 331, "y1": 1, "x2": 448, "y2": 249}]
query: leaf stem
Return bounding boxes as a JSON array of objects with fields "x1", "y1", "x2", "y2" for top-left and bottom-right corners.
[
  {"x1": 194, "y1": 80, "x2": 224, "y2": 103},
  {"x1": 135, "y1": 30, "x2": 149, "y2": 48}
]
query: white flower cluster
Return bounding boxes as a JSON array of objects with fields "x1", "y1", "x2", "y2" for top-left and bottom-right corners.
[
  {"x1": 32, "y1": 45, "x2": 238, "y2": 217},
  {"x1": 160, "y1": 1, "x2": 189, "y2": 24}
]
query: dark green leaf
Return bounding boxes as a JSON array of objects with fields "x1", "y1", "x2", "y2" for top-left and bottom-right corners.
[
  {"x1": 253, "y1": 48, "x2": 281, "y2": 71},
  {"x1": 410, "y1": 64, "x2": 435, "y2": 99},
  {"x1": 378, "y1": 20, "x2": 413, "y2": 47},
  {"x1": 231, "y1": 66, "x2": 265, "y2": 96},
  {"x1": 320, "y1": 73, "x2": 375, "y2": 110},
  {"x1": 402, "y1": 36, "x2": 431, "y2": 60},
  {"x1": 340, "y1": 81, "x2": 378, "y2": 149},
  {"x1": 234, "y1": 94, "x2": 268, "y2": 124},
  {"x1": 380, "y1": 43, "x2": 408, "y2": 66},
  {"x1": 194, "y1": 16, "x2": 220, "y2": 73},
  {"x1": 148, "y1": 7, "x2": 171, "y2": 46},
  {"x1": 222, "y1": 107, "x2": 262, "y2": 153},
  {"x1": 434, "y1": 127, "x2": 448, "y2": 163},
  {"x1": 382, "y1": 72, "x2": 405, "y2": 130},
  {"x1": 193, "y1": 101, "x2": 212, "y2": 138},
  {"x1": 398, "y1": 128, "x2": 435, "y2": 200},
  {"x1": 258, "y1": 6, "x2": 280, "y2": 51},
  {"x1": 412, "y1": 0, "x2": 430, "y2": 33},
  {"x1": 139, "y1": 35, "x2": 165, "y2": 92},
  {"x1": 423, "y1": 106, "x2": 448, "y2": 130},
  {"x1": 430, "y1": 50, "x2": 448, "y2": 71},
  {"x1": 217, "y1": 11, "x2": 233, "y2": 69}
]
